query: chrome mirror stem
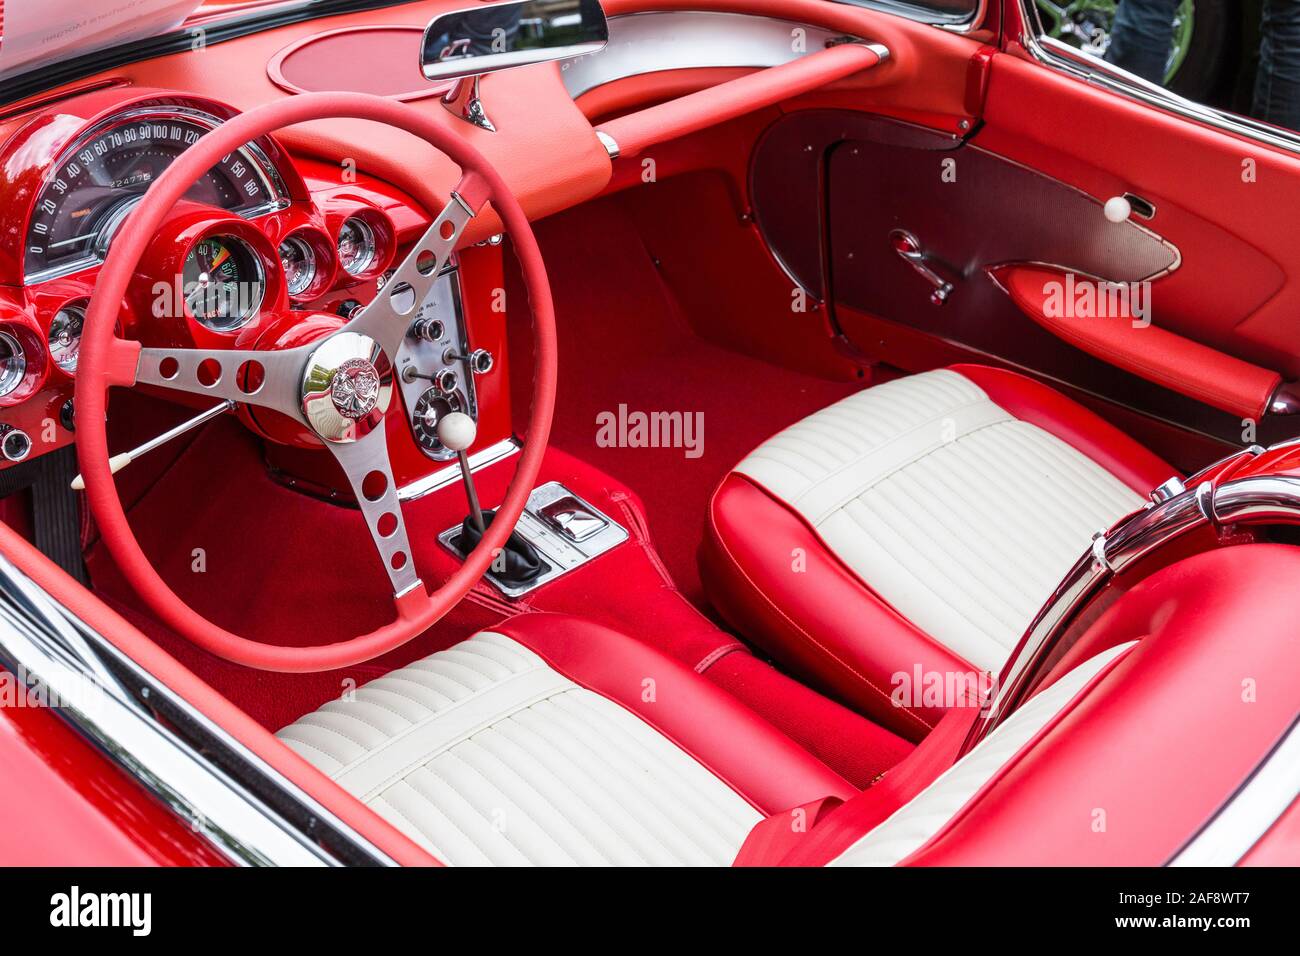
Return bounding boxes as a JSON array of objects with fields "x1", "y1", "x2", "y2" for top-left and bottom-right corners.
[{"x1": 443, "y1": 75, "x2": 495, "y2": 133}]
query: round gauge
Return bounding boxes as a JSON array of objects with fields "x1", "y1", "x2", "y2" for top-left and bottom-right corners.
[
  {"x1": 337, "y1": 217, "x2": 377, "y2": 276},
  {"x1": 48, "y1": 305, "x2": 85, "y2": 372},
  {"x1": 182, "y1": 235, "x2": 266, "y2": 332},
  {"x1": 279, "y1": 234, "x2": 317, "y2": 297},
  {"x1": 0, "y1": 331, "x2": 27, "y2": 398},
  {"x1": 24, "y1": 108, "x2": 287, "y2": 284}
]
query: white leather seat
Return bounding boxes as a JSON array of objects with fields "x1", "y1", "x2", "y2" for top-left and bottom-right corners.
[
  {"x1": 277, "y1": 614, "x2": 856, "y2": 866},
  {"x1": 701, "y1": 364, "x2": 1174, "y2": 736},
  {"x1": 732, "y1": 368, "x2": 1144, "y2": 667}
]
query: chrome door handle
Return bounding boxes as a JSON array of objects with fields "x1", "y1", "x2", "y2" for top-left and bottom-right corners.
[{"x1": 889, "y1": 229, "x2": 954, "y2": 305}]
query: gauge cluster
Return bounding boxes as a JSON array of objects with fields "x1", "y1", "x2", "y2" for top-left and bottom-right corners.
[{"x1": 0, "y1": 90, "x2": 409, "y2": 469}]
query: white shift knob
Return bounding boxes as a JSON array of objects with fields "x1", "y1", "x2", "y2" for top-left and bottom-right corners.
[
  {"x1": 1103, "y1": 196, "x2": 1132, "y2": 223},
  {"x1": 437, "y1": 411, "x2": 477, "y2": 452}
]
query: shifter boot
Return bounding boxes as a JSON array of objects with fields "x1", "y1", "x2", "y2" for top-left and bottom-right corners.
[{"x1": 456, "y1": 509, "x2": 545, "y2": 584}]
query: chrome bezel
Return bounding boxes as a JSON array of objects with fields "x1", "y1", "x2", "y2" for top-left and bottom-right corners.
[
  {"x1": 0, "y1": 425, "x2": 31, "y2": 462},
  {"x1": 0, "y1": 330, "x2": 28, "y2": 398},
  {"x1": 337, "y1": 216, "x2": 377, "y2": 277},
  {"x1": 48, "y1": 303, "x2": 86, "y2": 373},
  {"x1": 24, "y1": 105, "x2": 291, "y2": 286},
  {"x1": 183, "y1": 234, "x2": 267, "y2": 333},
  {"x1": 279, "y1": 233, "x2": 318, "y2": 297}
]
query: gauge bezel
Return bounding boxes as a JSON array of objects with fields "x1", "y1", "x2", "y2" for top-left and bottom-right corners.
[
  {"x1": 0, "y1": 330, "x2": 28, "y2": 399},
  {"x1": 47, "y1": 301, "x2": 87, "y2": 374},
  {"x1": 278, "y1": 234, "x2": 316, "y2": 297},
  {"x1": 337, "y1": 216, "x2": 378, "y2": 278},
  {"x1": 0, "y1": 319, "x2": 47, "y2": 406},
  {"x1": 278, "y1": 227, "x2": 336, "y2": 301},
  {"x1": 182, "y1": 233, "x2": 268, "y2": 334},
  {"x1": 23, "y1": 105, "x2": 291, "y2": 286}
]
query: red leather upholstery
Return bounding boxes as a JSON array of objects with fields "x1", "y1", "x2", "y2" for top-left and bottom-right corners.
[
  {"x1": 991, "y1": 265, "x2": 1281, "y2": 420},
  {"x1": 495, "y1": 613, "x2": 856, "y2": 815},
  {"x1": 702, "y1": 473, "x2": 959, "y2": 739},
  {"x1": 701, "y1": 365, "x2": 1176, "y2": 740}
]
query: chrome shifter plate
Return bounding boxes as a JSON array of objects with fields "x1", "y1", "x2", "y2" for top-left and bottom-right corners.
[{"x1": 437, "y1": 481, "x2": 628, "y2": 597}]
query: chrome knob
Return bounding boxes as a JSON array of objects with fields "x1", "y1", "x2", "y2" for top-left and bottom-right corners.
[
  {"x1": 1149, "y1": 476, "x2": 1187, "y2": 504},
  {"x1": 444, "y1": 347, "x2": 494, "y2": 375},
  {"x1": 434, "y1": 368, "x2": 458, "y2": 394},
  {"x1": 409, "y1": 316, "x2": 445, "y2": 342},
  {"x1": 0, "y1": 424, "x2": 32, "y2": 462}
]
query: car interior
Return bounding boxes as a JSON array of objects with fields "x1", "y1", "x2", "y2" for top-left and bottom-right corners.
[{"x1": 0, "y1": 0, "x2": 1298, "y2": 867}]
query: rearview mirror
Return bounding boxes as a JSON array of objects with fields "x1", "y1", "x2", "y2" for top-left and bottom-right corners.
[
  {"x1": 421, "y1": 0, "x2": 609, "y2": 130},
  {"x1": 421, "y1": 0, "x2": 609, "y2": 80}
]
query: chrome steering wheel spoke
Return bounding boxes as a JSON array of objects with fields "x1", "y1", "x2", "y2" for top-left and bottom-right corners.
[
  {"x1": 343, "y1": 193, "x2": 475, "y2": 360},
  {"x1": 134, "y1": 344, "x2": 311, "y2": 424},
  {"x1": 326, "y1": 428, "x2": 422, "y2": 599}
]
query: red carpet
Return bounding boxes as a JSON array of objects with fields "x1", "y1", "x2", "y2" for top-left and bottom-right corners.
[{"x1": 510, "y1": 177, "x2": 870, "y2": 606}]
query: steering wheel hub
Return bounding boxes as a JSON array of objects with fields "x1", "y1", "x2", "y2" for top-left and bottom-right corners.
[{"x1": 300, "y1": 331, "x2": 392, "y2": 442}]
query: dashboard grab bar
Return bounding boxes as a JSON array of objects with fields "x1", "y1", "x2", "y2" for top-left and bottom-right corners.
[{"x1": 595, "y1": 41, "x2": 887, "y2": 159}]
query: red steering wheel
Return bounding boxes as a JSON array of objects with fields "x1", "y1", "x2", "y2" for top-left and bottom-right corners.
[{"x1": 76, "y1": 92, "x2": 556, "y2": 673}]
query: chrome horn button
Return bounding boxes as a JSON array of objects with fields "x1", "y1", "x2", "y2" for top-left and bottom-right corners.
[
  {"x1": 331, "y1": 358, "x2": 383, "y2": 419},
  {"x1": 301, "y1": 331, "x2": 393, "y2": 443}
]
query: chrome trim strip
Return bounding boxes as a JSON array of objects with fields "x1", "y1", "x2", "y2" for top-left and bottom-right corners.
[
  {"x1": 1169, "y1": 716, "x2": 1300, "y2": 866},
  {"x1": 0, "y1": 554, "x2": 396, "y2": 866},
  {"x1": 833, "y1": 0, "x2": 986, "y2": 35},
  {"x1": 1016, "y1": 0, "x2": 1300, "y2": 156},
  {"x1": 595, "y1": 130, "x2": 620, "y2": 159},
  {"x1": 397, "y1": 437, "x2": 520, "y2": 501}
]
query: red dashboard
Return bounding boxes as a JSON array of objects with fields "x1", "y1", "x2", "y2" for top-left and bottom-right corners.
[{"x1": 0, "y1": 86, "x2": 511, "y2": 491}]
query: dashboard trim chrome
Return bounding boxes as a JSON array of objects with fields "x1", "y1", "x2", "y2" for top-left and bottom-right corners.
[{"x1": 397, "y1": 437, "x2": 521, "y2": 502}]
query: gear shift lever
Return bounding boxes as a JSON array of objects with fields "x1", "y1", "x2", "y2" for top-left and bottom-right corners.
[
  {"x1": 437, "y1": 411, "x2": 545, "y2": 585},
  {"x1": 436, "y1": 412, "x2": 485, "y2": 534}
]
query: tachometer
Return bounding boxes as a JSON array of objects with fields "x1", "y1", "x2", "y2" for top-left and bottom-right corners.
[
  {"x1": 182, "y1": 236, "x2": 266, "y2": 332},
  {"x1": 24, "y1": 107, "x2": 288, "y2": 283}
]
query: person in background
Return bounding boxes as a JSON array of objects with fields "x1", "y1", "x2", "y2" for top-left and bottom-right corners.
[{"x1": 1105, "y1": 0, "x2": 1300, "y2": 132}]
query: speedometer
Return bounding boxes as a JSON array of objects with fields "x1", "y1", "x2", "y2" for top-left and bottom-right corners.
[{"x1": 24, "y1": 107, "x2": 288, "y2": 283}]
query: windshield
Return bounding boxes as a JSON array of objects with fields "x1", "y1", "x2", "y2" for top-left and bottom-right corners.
[{"x1": 0, "y1": 0, "x2": 411, "y2": 100}]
